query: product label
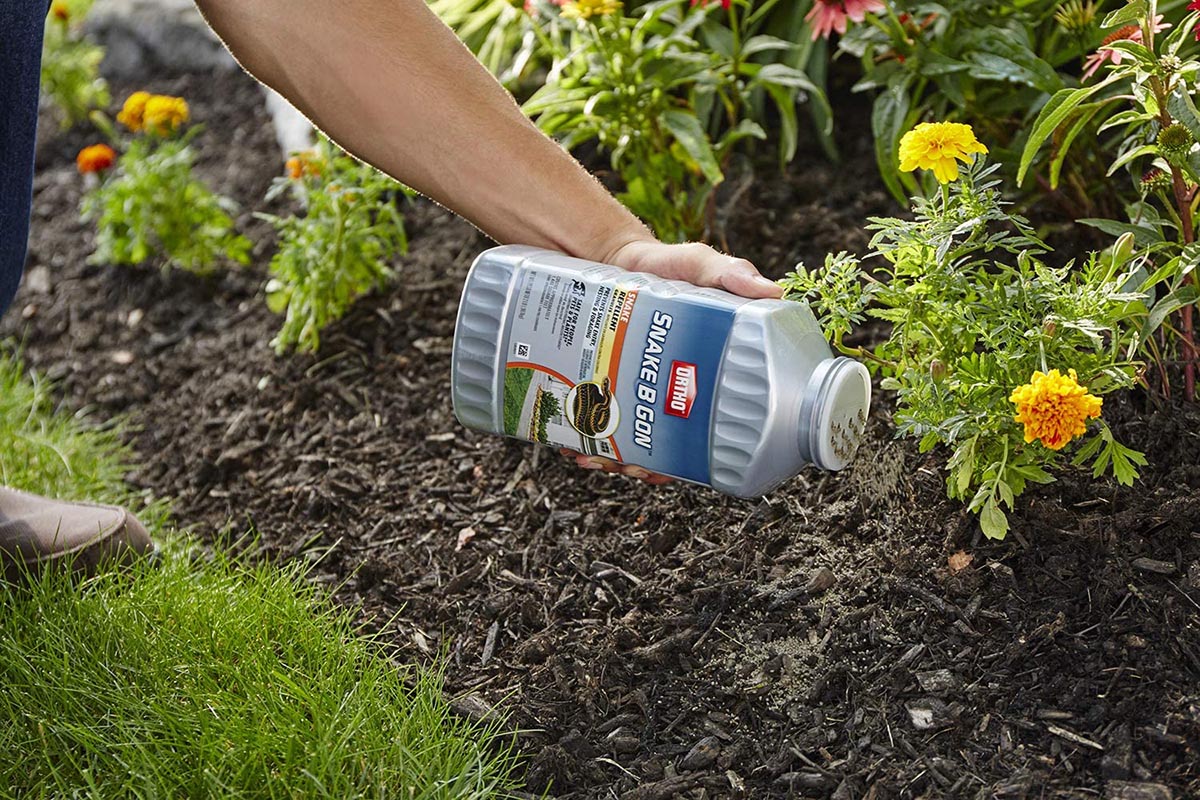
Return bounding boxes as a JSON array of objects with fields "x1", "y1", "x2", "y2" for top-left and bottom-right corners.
[{"x1": 501, "y1": 265, "x2": 735, "y2": 483}]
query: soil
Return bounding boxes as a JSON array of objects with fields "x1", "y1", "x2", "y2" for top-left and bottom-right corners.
[{"x1": 6, "y1": 68, "x2": 1200, "y2": 800}]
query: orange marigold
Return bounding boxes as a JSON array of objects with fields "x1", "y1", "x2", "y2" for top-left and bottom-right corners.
[
  {"x1": 285, "y1": 151, "x2": 323, "y2": 180},
  {"x1": 1009, "y1": 369, "x2": 1102, "y2": 451},
  {"x1": 142, "y1": 95, "x2": 189, "y2": 134},
  {"x1": 76, "y1": 143, "x2": 117, "y2": 174},
  {"x1": 117, "y1": 91, "x2": 152, "y2": 132}
]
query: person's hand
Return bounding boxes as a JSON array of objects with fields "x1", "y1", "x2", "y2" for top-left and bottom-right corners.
[
  {"x1": 563, "y1": 238, "x2": 782, "y2": 482},
  {"x1": 604, "y1": 238, "x2": 783, "y2": 300}
]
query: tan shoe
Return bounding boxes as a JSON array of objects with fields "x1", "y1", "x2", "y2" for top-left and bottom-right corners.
[{"x1": 0, "y1": 486, "x2": 154, "y2": 580}]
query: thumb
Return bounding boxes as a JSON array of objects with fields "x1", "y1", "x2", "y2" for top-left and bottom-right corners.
[{"x1": 705, "y1": 256, "x2": 784, "y2": 300}]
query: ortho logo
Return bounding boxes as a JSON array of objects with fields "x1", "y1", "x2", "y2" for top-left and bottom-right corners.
[{"x1": 664, "y1": 361, "x2": 697, "y2": 419}]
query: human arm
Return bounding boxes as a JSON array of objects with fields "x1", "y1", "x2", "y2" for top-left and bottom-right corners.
[{"x1": 192, "y1": 0, "x2": 782, "y2": 298}]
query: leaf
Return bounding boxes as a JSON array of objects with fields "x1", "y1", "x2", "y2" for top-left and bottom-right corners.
[
  {"x1": 947, "y1": 550, "x2": 974, "y2": 573},
  {"x1": 1101, "y1": 1, "x2": 1147, "y2": 29},
  {"x1": 1142, "y1": 284, "x2": 1200, "y2": 340},
  {"x1": 740, "y1": 34, "x2": 796, "y2": 58},
  {"x1": 979, "y1": 496, "x2": 1010, "y2": 541},
  {"x1": 1050, "y1": 102, "x2": 1105, "y2": 189},
  {"x1": 660, "y1": 109, "x2": 723, "y2": 185},
  {"x1": 1103, "y1": 39, "x2": 1156, "y2": 68},
  {"x1": 1110, "y1": 441, "x2": 1148, "y2": 486},
  {"x1": 1106, "y1": 143, "x2": 1158, "y2": 176},
  {"x1": 963, "y1": 36, "x2": 1062, "y2": 94},
  {"x1": 1078, "y1": 217, "x2": 1164, "y2": 246},
  {"x1": 872, "y1": 77, "x2": 913, "y2": 204},
  {"x1": 1167, "y1": 87, "x2": 1200, "y2": 141},
  {"x1": 753, "y1": 63, "x2": 824, "y2": 93},
  {"x1": 1018, "y1": 80, "x2": 1115, "y2": 186},
  {"x1": 765, "y1": 82, "x2": 799, "y2": 166},
  {"x1": 718, "y1": 119, "x2": 767, "y2": 149}
]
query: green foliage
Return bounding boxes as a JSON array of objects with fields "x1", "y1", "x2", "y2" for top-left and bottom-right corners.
[
  {"x1": 782, "y1": 159, "x2": 1145, "y2": 539},
  {"x1": 82, "y1": 131, "x2": 250, "y2": 273},
  {"x1": 40, "y1": 0, "x2": 110, "y2": 129},
  {"x1": 523, "y1": 0, "x2": 826, "y2": 241},
  {"x1": 259, "y1": 138, "x2": 411, "y2": 354},
  {"x1": 841, "y1": 0, "x2": 1083, "y2": 202},
  {"x1": 839, "y1": 0, "x2": 1199, "y2": 209},
  {"x1": 428, "y1": 0, "x2": 544, "y2": 87},
  {"x1": 1021, "y1": 0, "x2": 1200, "y2": 398}
]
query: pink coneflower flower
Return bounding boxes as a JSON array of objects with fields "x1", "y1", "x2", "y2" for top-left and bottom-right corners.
[
  {"x1": 1190, "y1": 0, "x2": 1200, "y2": 40},
  {"x1": 844, "y1": 0, "x2": 885, "y2": 21},
  {"x1": 805, "y1": 0, "x2": 885, "y2": 41},
  {"x1": 1082, "y1": 15, "x2": 1168, "y2": 79},
  {"x1": 691, "y1": 0, "x2": 732, "y2": 9}
]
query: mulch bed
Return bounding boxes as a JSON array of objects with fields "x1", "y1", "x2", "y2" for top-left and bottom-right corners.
[{"x1": 7, "y1": 68, "x2": 1200, "y2": 799}]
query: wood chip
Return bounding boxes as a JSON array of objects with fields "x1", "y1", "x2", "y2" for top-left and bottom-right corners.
[
  {"x1": 1047, "y1": 724, "x2": 1104, "y2": 751},
  {"x1": 1131, "y1": 557, "x2": 1175, "y2": 575},
  {"x1": 455, "y1": 526, "x2": 476, "y2": 552}
]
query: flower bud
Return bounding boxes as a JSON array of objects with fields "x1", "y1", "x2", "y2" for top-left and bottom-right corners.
[
  {"x1": 1112, "y1": 231, "x2": 1136, "y2": 265},
  {"x1": 1158, "y1": 55, "x2": 1183, "y2": 76},
  {"x1": 1158, "y1": 123, "x2": 1194, "y2": 165},
  {"x1": 1054, "y1": 0, "x2": 1096, "y2": 33},
  {"x1": 1141, "y1": 168, "x2": 1172, "y2": 193},
  {"x1": 1042, "y1": 318, "x2": 1057, "y2": 338},
  {"x1": 930, "y1": 359, "x2": 947, "y2": 382}
]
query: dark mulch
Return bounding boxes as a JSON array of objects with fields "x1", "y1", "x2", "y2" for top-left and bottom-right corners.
[{"x1": 5, "y1": 67, "x2": 1200, "y2": 799}]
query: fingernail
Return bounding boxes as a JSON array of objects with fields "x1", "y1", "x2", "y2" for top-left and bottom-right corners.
[{"x1": 625, "y1": 466, "x2": 651, "y2": 479}]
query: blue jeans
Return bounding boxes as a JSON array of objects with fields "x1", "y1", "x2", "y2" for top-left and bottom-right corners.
[{"x1": 0, "y1": 1, "x2": 47, "y2": 318}]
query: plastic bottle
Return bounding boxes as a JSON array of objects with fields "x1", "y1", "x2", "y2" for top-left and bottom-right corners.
[{"x1": 450, "y1": 245, "x2": 870, "y2": 498}]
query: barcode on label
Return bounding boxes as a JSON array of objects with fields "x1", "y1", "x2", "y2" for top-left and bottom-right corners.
[{"x1": 514, "y1": 342, "x2": 531, "y2": 359}]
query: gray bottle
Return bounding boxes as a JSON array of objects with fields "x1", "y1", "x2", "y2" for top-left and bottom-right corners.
[{"x1": 451, "y1": 245, "x2": 870, "y2": 498}]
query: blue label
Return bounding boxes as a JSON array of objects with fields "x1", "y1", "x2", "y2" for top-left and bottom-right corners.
[{"x1": 502, "y1": 266, "x2": 735, "y2": 484}]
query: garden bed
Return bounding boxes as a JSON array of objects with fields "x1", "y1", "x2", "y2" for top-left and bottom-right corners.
[{"x1": 7, "y1": 67, "x2": 1200, "y2": 798}]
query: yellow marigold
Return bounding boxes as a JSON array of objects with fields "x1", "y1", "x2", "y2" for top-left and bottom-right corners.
[
  {"x1": 560, "y1": 0, "x2": 621, "y2": 19},
  {"x1": 50, "y1": 1, "x2": 70, "y2": 22},
  {"x1": 117, "y1": 91, "x2": 152, "y2": 132},
  {"x1": 76, "y1": 143, "x2": 117, "y2": 174},
  {"x1": 142, "y1": 95, "x2": 189, "y2": 134},
  {"x1": 1009, "y1": 369, "x2": 1102, "y2": 451},
  {"x1": 898, "y1": 121, "x2": 988, "y2": 184}
]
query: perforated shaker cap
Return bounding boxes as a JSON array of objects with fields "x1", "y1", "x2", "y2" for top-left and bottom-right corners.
[{"x1": 798, "y1": 357, "x2": 871, "y2": 471}]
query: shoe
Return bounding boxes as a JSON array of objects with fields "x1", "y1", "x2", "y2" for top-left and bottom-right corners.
[{"x1": 0, "y1": 485, "x2": 154, "y2": 580}]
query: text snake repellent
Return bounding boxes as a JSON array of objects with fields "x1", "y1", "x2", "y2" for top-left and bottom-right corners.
[{"x1": 450, "y1": 246, "x2": 871, "y2": 497}]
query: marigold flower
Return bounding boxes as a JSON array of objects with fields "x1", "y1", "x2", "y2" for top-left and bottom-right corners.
[
  {"x1": 1083, "y1": 16, "x2": 1168, "y2": 79},
  {"x1": 1191, "y1": 1, "x2": 1200, "y2": 41},
  {"x1": 560, "y1": 0, "x2": 621, "y2": 19},
  {"x1": 50, "y1": 0, "x2": 70, "y2": 21},
  {"x1": 805, "y1": 0, "x2": 884, "y2": 40},
  {"x1": 142, "y1": 95, "x2": 189, "y2": 134},
  {"x1": 285, "y1": 150, "x2": 324, "y2": 180},
  {"x1": 898, "y1": 121, "x2": 988, "y2": 184},
  {"x1": 76, "y1": 143, "x2": 116, "y2": 174},
  {"x1": 1010, "y1": 369, "x2": 1102, "y2": 451},
  {"x1": 117, "y1": 91, "x2": 152, "y2": 132}
]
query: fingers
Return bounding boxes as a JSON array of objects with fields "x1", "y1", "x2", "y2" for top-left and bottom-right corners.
[
  {"x1": 707, "y1": 255, "x2": 783, "y2": 299},
  {"x1": 610, "y1": 240, "x2": 782, "y2": 300}
]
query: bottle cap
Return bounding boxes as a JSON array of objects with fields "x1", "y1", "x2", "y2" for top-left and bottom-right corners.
[{"x1": 798, "y1": 357, "x2": 871, "y2": 471}]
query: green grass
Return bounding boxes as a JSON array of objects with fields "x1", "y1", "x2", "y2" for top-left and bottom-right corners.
[
  {"x1": 502, "y1": 367, "x2": 532, "y2": 436},
  {"x1": 0, "y1": 354, "x2": 519, "y2": 798}
]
